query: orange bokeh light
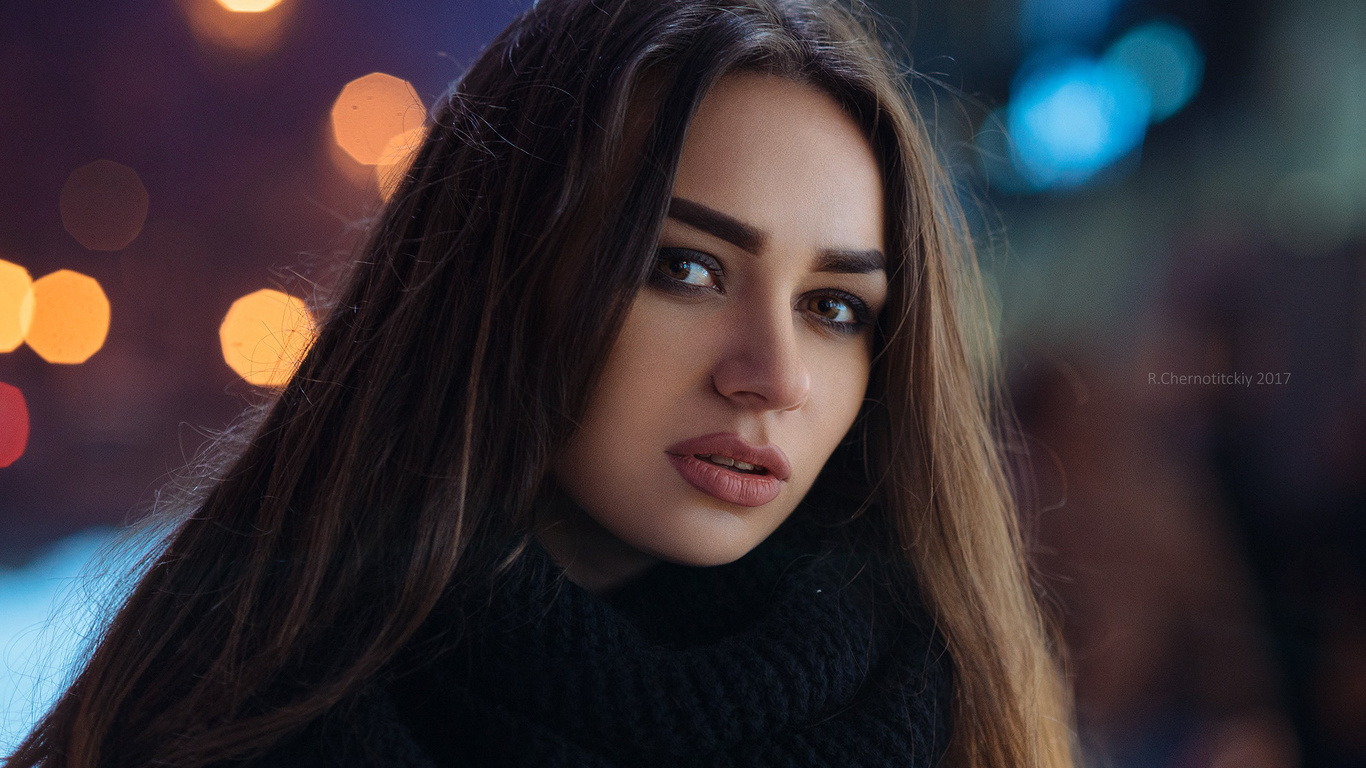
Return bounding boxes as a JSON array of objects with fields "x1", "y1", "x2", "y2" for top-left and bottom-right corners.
[
  {"x1": 0, "y1": 381, "x2": 29, "y2": 468},
  {"x1": 0, "y1": 259, "x2": 35, "y2": 353},
  {"x1": 176, "y1": 0, "x2": 290, "y2": 57},
  {"x1": 24, "y1": 270, "x2": 111, "y2": 364},
  {"x1": 376, "y1": 128, "x2": 425, "y2": 200},
  {"x1": 60, "y1": 160, "x2": 149, "y2": 251},
  {"x1": 331, "y1": 73, "x2": 426, "y2": 166},
  {"x1": 219, "y1": 289, "x2": 316, "y2": 388},
  {"x1": 216, "y1": 0, "x2": 283, "y2": 11}
]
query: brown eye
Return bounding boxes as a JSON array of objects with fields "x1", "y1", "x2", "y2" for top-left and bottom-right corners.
[
  {"x1": 804, "y1": 291, "x2": 874, "y2": 336},
  {"x1": 809, "y1": 295, "x2": 855, "y2": 324},
  {"x1": 654, "y1": 251, "x2": 717, "y2": 289}
]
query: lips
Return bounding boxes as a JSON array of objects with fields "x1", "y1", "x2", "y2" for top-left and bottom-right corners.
[
  {"x1": 665, "y1": 432, "x2": 791, "y2": 507},
  {"x1": 666, "y1": 433, "x2": 792, "y2": 479}
]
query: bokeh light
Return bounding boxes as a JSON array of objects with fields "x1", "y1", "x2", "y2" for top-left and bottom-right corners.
[
  {"x1": 0, "y1": 381, "x2": 30, "y2": 468},
  {"x1": 1020, "y1": 0, "x2": 1123, "y2": 46},
  {"x1": 376, "y1": 128, "x2": 425, "y2": 200},
  {"x1": 24, "y1": 270, "x2": 111, "y2": 364},
  {"x1": 0, "y1": 260, "x2": 35, "y2": 353},
  {"x1": 324, "y1": 119, "x2": 378, "y2": 188},
  {"x1": 215, "y1": 0, "x2": 283, "y2": 11},
  {"x1": 1, "y1": 528, "x2": 139, "y2": 751},
  {"x1": 1106, "y1": 21, "x2": 1205, "y2": 121},
  {"x1": 219, "y1": 289, "x2": 316, "y2": 388},
  {"x1": 1007, "y1": 58, "x2": 1152, "y2": 189},
  {"x1": 331, "y1": 73, "x2": 426, "y2": 166},
  {"x1": 59, "y1": 160, "x2": 149, "y2": 252},
  {"x1": 176, "y1": 0, "x2": 290, "y2": 56}
]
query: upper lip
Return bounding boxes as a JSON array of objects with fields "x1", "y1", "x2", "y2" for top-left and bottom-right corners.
[{"x1": 665, "y1": 432, "x2": 792, "y2": 481}]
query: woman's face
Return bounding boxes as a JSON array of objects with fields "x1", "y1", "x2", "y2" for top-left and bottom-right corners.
[{"x1": 546, "y1": 72, "x2": 888, "y2": 588}]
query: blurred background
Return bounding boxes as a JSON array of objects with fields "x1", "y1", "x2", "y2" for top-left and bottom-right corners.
[{"x1": 1, "y1": 0, "x2": 1362, "y2": 764}]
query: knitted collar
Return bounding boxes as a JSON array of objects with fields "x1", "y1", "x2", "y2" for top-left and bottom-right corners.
[{"x1": 374, "y1": 511, "x2": 954, "y2": 767}]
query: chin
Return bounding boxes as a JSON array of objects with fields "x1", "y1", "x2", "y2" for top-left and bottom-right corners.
[{"x1": 625, "y1": 502, "x2": 775, "y2": 567}]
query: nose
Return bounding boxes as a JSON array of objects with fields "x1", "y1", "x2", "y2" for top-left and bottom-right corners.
[{"x1": 711, "y1": 303, "x2": 810, "y2": 412}]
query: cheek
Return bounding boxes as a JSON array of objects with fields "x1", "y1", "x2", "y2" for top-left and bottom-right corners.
[
  {"x1": 554, "y1": 297, "x2": 705, "y2": 482},
  {"x1": 812, "y1": 340, "x2": 873, "y2": 431},
  {"x1": 627, "y1": 305, "x2": 694, "y2": 370},
  {"x1": 589, "y1": 297, "x2": 707, "y2": 427}
]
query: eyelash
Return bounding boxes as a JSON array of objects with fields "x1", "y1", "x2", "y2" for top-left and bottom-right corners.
[{"x1": 648, "y1": 248, "x2": 875, "y2": 335}]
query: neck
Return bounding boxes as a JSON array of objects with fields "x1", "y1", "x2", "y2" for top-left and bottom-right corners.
[{"x1": 532, "y1": 489, "x2": 659, "y2": 595}]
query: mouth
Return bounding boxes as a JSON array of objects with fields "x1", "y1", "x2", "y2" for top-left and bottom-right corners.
[
  {"x1": 691, "y1": 453, "x2": 770, "y2": 475},
  {"x1": 665, "y1": 453, "x2": 783, "y2": 507},
  {"x1": 664, "y1": 432, "x2": 792, "y2": 481}
]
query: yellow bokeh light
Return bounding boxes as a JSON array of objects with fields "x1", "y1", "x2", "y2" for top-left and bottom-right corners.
[
  {"x1": 331, "y1": 73, "x2": 425, "y2": 166},
  {"x1": 219, "y1": 289, "x2": 316, "y2": 388},
  {"x1": 0, "y1": 260, "x2": 35, "y2": 353},
  {"x1": 24, "y1": 270, "x2": 111, "y2": 364},
  {"x1": 376, "y1": 128, "x2": 425, "y2": 200},
  {"x1": 60, "y1": 160, "x2": 149, "y2": 251},
  {"x1": 215, "y1": 0, "x2": 283, "y2": 11}
]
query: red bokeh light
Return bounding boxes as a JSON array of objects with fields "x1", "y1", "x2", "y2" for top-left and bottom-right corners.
[{"x1": 0, "y1": 381, "x2": 30, "y2": 468}]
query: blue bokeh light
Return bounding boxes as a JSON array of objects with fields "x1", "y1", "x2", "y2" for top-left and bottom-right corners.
[
  {"x1": 1007, "y1": 58, "x2": 1153, "y2": 188},
  {"x1": 2, "y1": 528, "x2": 153, "y2": 753},
  {"x1": 1105, "y1": 21, "x2": 1204, "y2": 121},
  {"x1": 1020, "y1": 0, "x2": 1124, "y2": 47}
]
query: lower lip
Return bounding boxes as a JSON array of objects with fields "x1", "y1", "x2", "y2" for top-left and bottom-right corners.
[{"x1": 666, "y1": 453, "x2": 784, "y2": 507}]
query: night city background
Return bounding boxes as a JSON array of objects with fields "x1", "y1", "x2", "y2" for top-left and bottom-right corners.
[{"x1": 2, "y1": 0, "x2": 1363, "y2": 765}]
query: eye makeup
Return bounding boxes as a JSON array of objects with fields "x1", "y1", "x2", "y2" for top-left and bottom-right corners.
[{"x1": 648, "y1": 247, "x2": 878, "y2": 334}]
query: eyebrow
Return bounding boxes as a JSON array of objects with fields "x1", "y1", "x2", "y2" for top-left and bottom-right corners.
[{"x1": 667, "y1": 196, "x2": 886, "y2": 274}]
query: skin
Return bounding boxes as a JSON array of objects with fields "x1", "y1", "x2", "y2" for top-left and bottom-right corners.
[{"x1": 539, "y1": 72, "x2": 888, "y2": 594}]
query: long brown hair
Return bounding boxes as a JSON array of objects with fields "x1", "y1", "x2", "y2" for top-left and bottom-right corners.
[{"x1": 9, "y1": 1, "x2": 1076, "y2": 766}]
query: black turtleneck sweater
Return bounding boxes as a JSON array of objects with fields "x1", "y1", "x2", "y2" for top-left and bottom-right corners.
[{"x1": 251, "y1": 512, "x2": 954, "y2": 767}]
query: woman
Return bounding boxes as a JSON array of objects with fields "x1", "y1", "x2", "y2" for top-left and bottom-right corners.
[{"x1": 9, "y1": 0, "x2": 1076, "y2": 766}]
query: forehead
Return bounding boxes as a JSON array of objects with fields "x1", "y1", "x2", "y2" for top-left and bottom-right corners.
[{"x1": 670, "y1": 72, "x2": 885, "y2": 255}]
